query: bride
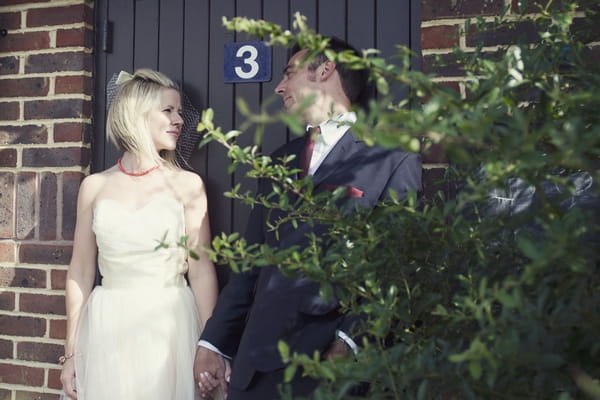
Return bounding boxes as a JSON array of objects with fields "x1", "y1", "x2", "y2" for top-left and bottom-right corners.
[{"x1": 60, "y1": 69, "x2": 218, "y2": 399}]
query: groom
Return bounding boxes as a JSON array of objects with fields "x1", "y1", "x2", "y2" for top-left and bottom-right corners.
[{"x1": 194, "y1": 36, "x2": 422, "y2": 399}]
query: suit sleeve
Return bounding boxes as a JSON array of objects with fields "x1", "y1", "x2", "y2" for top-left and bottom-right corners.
[
  {"x1": 200, "y1": 178, "x2": 267, "y2": 355},
  {"x1": 381, "y1": 151, "x2": 422, "y2": 202},
  {"x1": 337, "y1": 151, "x2": 422, "y2": 336}
]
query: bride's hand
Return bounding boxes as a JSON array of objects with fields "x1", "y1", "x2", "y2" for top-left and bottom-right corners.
[{"x1": 60, "y1": 359, "x2": 77, "y2": 399}]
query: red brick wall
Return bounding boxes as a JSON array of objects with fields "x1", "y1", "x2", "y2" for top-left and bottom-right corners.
[
  {"x1": 418, "y1": 1, "x2": 597, "y2": 198},
  {"x1": 0, "y1": 1, "x2": 93, "y2": 398},
  {"x1": 419, "y1": 0, "x2": 597, "y2": 95}
]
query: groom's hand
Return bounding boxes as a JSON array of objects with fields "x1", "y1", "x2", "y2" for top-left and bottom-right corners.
[
  {"x1": 324, "y1": 338, "x2": 349, "y2": 360},
  {"x1": 194, "y1": 346, "x2": 228, "y2": 398}
]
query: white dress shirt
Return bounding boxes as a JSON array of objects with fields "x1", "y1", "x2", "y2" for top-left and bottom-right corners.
[{"x1": 306, "y1": 112, "x2": 356, "y2": 175}]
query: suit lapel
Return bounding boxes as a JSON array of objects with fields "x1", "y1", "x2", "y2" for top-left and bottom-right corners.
[
  {"x1": 286, "y1": 137, "x2": 305, "y2": 172},
  {"x1": 311, "y1": 130, "x2": 360, "y2": 186}
]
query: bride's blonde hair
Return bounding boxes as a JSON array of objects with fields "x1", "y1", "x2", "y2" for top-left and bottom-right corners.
[{"x1": 107, "y1": 68, "x2": 180, "y2": 168}]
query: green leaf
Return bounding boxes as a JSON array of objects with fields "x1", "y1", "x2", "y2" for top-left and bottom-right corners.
[
  {"x1": 278, "y1": 340, "x2": 290, "y2": 361},
  {"x1": 469, "y1": 360, "x2": 483, "y2": 380},
  {"x1": 376, "y1": 76, "x2": 389, "y2": 95},
  {"x1": 283, "y1": 364, "x2": 297, "y2": 383}
]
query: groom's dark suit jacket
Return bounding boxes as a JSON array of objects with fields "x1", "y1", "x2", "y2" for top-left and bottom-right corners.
[{"x1": 201, "y1": 129, "x2": 422, "y2": 392}]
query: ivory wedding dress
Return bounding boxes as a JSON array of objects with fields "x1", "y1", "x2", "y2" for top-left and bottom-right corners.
[{"x1": 71, "y1": 196, "x2": 201, "y2": 399}]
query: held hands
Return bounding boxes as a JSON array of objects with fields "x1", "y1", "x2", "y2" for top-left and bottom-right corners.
[
  {"x1": 324, "y1": 338, "x2": 349, "y2": 360},
  {"x1": 194, "y1": 346, "x2": 231, "y2": 399},
  {"x1": 60, "y1": 358, "x2": 77, "y2": 399}
]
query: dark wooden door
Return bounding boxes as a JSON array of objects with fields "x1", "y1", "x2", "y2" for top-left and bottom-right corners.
[{"x1": 93, "y1": 0, "x2": 420, "y2": 240}]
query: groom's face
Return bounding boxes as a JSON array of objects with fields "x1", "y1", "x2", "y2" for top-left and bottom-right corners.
[{"x1": 274, "y1": 49, "x2": 320, "y2": 114}]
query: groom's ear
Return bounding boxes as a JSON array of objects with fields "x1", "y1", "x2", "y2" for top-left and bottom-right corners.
[{"x1": 317, "y1": 61, "x2": 337, "y2": 81}]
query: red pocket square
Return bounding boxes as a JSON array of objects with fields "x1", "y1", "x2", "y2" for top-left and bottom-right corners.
[{"x1": 325, "y1": 184, "x2": 364, "y2": 198}]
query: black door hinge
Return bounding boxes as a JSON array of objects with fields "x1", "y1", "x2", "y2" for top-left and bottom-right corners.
[{"x1": 102, "y1": 20, "x2": 113, "y2": 53}]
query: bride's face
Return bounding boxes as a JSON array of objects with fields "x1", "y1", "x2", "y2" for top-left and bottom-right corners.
[{"x1": 147, "y1": 88, "x2": 183, "y2": 152}]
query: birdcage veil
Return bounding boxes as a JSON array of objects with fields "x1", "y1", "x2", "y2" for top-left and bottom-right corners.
[{"x1": 105, "y1": 71, "x2": 202, "y2": 170}]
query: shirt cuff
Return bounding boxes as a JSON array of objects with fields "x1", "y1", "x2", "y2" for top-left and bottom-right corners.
[
  {"x1": 336, "y1": 329, "x2": 359, "y2": 355},
  {"x1": 197, "y1": 340, "x2": 232, "y2": 360}
]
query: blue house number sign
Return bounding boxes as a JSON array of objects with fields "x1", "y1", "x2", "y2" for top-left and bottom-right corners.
[{"x1": 223, "y1": 41, "x2": 271, "y2": 83}]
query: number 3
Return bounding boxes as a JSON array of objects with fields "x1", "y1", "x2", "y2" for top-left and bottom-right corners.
[{"x1": 235, "y1": 45, "x2": 259, "y2": 79}]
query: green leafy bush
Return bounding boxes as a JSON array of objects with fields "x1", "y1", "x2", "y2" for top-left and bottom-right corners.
[{"x1": 199, "y1": 2, "x2": 600, "y2": 398}]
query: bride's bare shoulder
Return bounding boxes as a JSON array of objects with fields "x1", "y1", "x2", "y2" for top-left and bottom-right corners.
[
  {"x1": 168, "y1": 169, "x2": 207, "y2": 209},
  {"x1": 172, "y1": 169, "x2": 205, "y2": 191},
  {"x1": 78, "y1": 168, "x2": 117, "y2": 201}
]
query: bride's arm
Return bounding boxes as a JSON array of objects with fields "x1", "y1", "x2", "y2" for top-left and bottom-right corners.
[
  {"x1": 182, "y1": 171, "x2": 218, "y2": 330},
  {"x1": 60, "y1": 175, "x2": 100, "y2": 399}
]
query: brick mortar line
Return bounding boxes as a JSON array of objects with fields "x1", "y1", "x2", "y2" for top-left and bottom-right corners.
[
  {"x1": 57, "y1": 173, "x2": 63, "y2": 241},
  {"x1": 48, "y1": 123, "x2": 55, "y2": 146},
  {"x1": 0, "y1": 94, "x2": 93, "y2": 102},
  {"x1": 0, "y1": 149, "x2": 90, "y2": 160},
  {"x1": 0, "y1": 0, "x2": 92, "y2": 12},
  {"x1": 0, "y1": 384, "x2": 61, "y2": 396},
  {"x1": 0, "y1": 308, "x2": 67, "y2": 317},
  {"x1": 49, "y1": 76, "x2": 56, "y2": 98},
  {"x1": 0, "y1": 263, "x2": 69, "y2": 271},
  {"x1": 421, "y1": 15, "x2": 518, "y2": 28},
  {"x1": 0, "y1": 374, "x2": 62, "y2": 388},
  {"x1": 421, "y1": 10, "x2": 586, "y2": 28},
  {"x1": 423, "y1": 163, "x2": 449, "y2": 169},
  {"x1": 0, "y1": 119, "x2": 92, "y2": 125},
  {"x1": 33, "y1": 173, "x2": 40, "y2": 240},
  {"x1": 0, "y1": 46, "x2": 94, "y2": 57},
  {"x1": 0, "y1": 383, "x2": 63, "y2": 395},
  {"x1": 0, "y1": 71, "x2": 93, "y2": 79},
  {"x1": 49, "y1": 30, "x2": 56, "y2": 48},
  {"x1": 0, "y1": 382, "x2": 61, "y2": 392},
  {"x1": 18, "y1": 55, "x2": 25, "y2": 75},
  {"x1": 0, "y1": 336, "x2": 65, "y2": 346},
  {"x1": 421, "y1": 48, "x2": 455, "y2": 55},
  {"x1": 10, "y1": 165, "x2": 87, "y2": 172},
  {"x1": 430, "y1": 76, "x2": 469, "y2": 82},
  {"x1": 0, "y1": 169, "x2": 88, "y2": 175},
  {"x1": 423, "y1": 44, "x2": 512, "y2": 55},
  {"x1": 15, "y1": 243, "x2": 74, "y2": 249},
  {"x1": 0, "y1": 157, "x2": 90, "y2": 166},
  {"x1": 2, "y1": 22, "x2": 89, "y2": 34},
  {"x1": 0, "y1": 91, "x2": 91, "y2": 99},
  {"x1": 0, "y1": 144, "x2": 91, "y2": 150}
]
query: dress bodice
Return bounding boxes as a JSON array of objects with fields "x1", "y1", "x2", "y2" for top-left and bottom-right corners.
[{"x1": 92, "y1": 196, "x2": 188, "y2": 288}]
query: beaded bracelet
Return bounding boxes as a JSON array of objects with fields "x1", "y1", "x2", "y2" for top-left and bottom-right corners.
[{"x1": 58, "y1": 353, "x2": 74, "y2": 365}]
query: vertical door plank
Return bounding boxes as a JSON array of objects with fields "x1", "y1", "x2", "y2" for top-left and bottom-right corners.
[
  {"x1": 290, "y1": 0, "x2": 317, "y2": 31},
  {"x1": 288, "y1": 0, "x2": 317, "y2": 145},
  {"x1": 231, "y1": 0, "x2": 262, "y2": 235},
  {"x1": 134, "y1": 0, "x2": 159, "y2": 70},
  {"x1": 410, "y1": 0, "x2": 422, "y2": 71},
  {"x1": 105, "y1": 0, "x2": 136, "y2": 167},
  {"x1": 317, "y1": 0, "x2": 346, "y2": 39},
  {"x1": 158, "y1": 0, "x2": 185, "y2": 81},
  {"x1": 206, "y1": 0, "x2": 236, "y2": 235},
  {"x1": 348, "y1": 0, "x2": 376, "y2": 106},
  {"x1": 92, "y1": 0, "x2": 108, "y2": 173},
  {"x1": 377, "y1": 0, "x2": 410, "y2": 101},
  {"x1": 261, "y1": 0, "x2": 290, "y2": 156},
  {"x1": 347, "y1": 0, "x2": 375, "y2": 52},
  {"x1": 183, "y1": 0, "x2": 211, "y2": 177}
]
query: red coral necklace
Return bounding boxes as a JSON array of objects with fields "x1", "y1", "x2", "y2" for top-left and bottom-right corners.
[{"x1": 117, "y1": 157, "x2": 160, "y2": 177}]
